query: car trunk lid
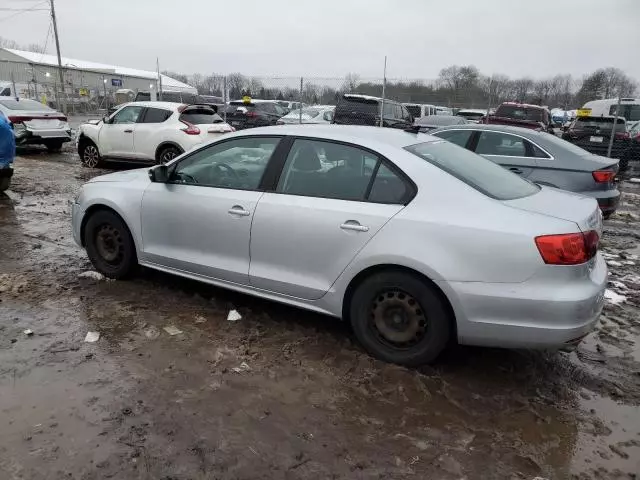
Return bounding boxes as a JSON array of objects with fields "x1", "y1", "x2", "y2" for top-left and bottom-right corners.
[{"x1": 503, "y1": 186, "x2": 602, "y2": 235}]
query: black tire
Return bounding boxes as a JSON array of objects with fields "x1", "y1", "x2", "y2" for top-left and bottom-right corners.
[
  {"x1": 84, "y1": 210, "x2": 137, "y2": 279},
  {"x1": 80, "y1": 141, "x2": 103, "y2": 168},
  {"x1": 46, "y1": 141, "x2": 64, "y2": 153},
  {"x1": 349, "y1": 271, "x2": 452, "y2": 366},
  {"x1": 157, "y1": 145, "x2": 182, "y2": 164}
]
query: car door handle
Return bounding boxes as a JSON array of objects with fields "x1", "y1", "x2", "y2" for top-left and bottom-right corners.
[
  {"x1": 124, "y1": 129, "x2": 133, "y2": 133},
  {"x1": 340, "y1": 221, "x2": 369, "y2": 232},
  {"x1": 509, "y1": 167, "x2": 523, "y2": 174},
  {"x1": 228, "y1": 205, "x2": 251, "y2": 217}
]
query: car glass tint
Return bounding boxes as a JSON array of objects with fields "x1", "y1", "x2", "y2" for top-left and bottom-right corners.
[
  {"x1": 542, "y1": 132, "x2": 594, "y2": 156},
  {"x1": 368, "y1": 164, "x2": 408, "y2": 204},
  {"x1": 179, "y1": 108, "x2": 223, "y2": 124},
  {"x1": 276, "y1": 139, "x2": 376, "y2": 201},
  {"x1": 476, "y1": 131, "x2": 526, "y2": 156},
  {"x1": 173, "y1": 137, "x2": 280, "y2": 189},
  {"x1": 142, "y1": 108, "x2": 172, "y2": 123},
  {"x1": 405, "y1": 106, "x2": 421, "y2": 118},
  {"x1": 337, "y1": 98, "x2": 379, "y2": 114},
  {"x1": 432, "y1": 129, "x2": 473, "y2": 148},
  {"x1": 383, "y1": 102, "x2": 395, "y2": 117},
  {"x1": 0, "y1": 98, "x2": 54, "y2": 111},
  {"x1": 112, "y1": 106, "x2": 143, "y2": 124},
  {"x1": 575, "y1": 117, "x2": 626, "y2": 130},
  {"x1": 405, "y1": 141, "x2": 539, "y2": 200},
  {"x1": 495, "y1": 105, "x2": 543, "y2": 122},
  {"x1": 609, "y1": 104, "x2": 640, "y2": 122},
  {"x1": 528, "y1": 141, "x2": 550, "y2": 158}
]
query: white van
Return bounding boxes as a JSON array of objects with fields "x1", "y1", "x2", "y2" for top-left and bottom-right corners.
[
  {"x1": 582, "y1": 98, "x2": 640, "y2": 126},
  {"x1": 402, "y1": 103, "x2": 438, "y2": 119}
]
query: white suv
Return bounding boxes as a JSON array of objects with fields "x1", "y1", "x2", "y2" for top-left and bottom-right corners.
[{"x1": 77, "y1": 101, "x2": 233, "y2": 167}]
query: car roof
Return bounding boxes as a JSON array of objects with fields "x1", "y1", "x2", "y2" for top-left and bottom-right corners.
[
  {"x1": 123, "y1": 101, "x2": 182, "y2": 110},
  {"x1": 342, "y1": 93, "x2": 382, "y2": 102},
  {"x1": 434, "y1": 123, "x2": 544, "y2": 137},
  {"x1": 228, "y1": 124, "x2": 437, "y2": 148}
]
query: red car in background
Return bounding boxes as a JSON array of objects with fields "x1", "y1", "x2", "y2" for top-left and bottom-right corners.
[{"x1": 481, "y1": 102, "x2": 554, "y2": 133}]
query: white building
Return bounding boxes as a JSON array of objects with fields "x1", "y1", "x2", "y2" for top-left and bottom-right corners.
[{"x1": 0, "y1": 48, "x2": 196, "y2": 109}]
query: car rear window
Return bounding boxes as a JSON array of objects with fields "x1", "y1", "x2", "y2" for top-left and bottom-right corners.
[
  {"x1": 337, "y1": 97, "x2": 379, "y2": 114},
  {"x1": 494, "y1": 105, "x2": 544, "y2": 122},
  {"x1": 574, "y1": 117, "x2": 626, "y2": 130},
  {"x1": 609, "y1": 104, "x2": 640, "y2": 122},
  {"x1": 179, "y1": 107, "x2": 223, "y2": 124},
  {"x1": 0, "y1": 99, "x2": 54, "y2": 111},
  {"x1": 405, "y1": 105, "x2": 421, "y2": 118},
  {"x1": 405, "y1": 141, "x2": 540, "y2": 200}
]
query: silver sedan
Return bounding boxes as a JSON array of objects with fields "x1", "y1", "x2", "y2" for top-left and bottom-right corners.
[{"x1": 71, "y1": 125, "x2": 607, "y2": 365}]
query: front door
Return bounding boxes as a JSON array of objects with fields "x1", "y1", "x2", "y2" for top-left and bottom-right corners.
[
  {"x1": 249, "y1": 138, "x2": 410, "y2": 300},
  {"x1": 140, "y1": 136, "x2": 281, "y2": 285},
  {"x1": 99, "y1": 105, "x2": 144, "y2": 158}
]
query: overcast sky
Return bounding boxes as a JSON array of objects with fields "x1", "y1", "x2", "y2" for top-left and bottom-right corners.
[{"x1": 2, "y1": 0, "x2": 639, "y2": 80}]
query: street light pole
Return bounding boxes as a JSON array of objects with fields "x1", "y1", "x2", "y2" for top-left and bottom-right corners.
[{"x1": 49, "y1": 0, "x2": 66, "y2": 114}]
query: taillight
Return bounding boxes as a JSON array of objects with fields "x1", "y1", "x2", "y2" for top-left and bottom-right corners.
[
  {"x1": 592, "y1": 170, "x2": 616, "y2": 183},
  {"x1": 615, "y1": 131, "x2": 629, "y2": 140},
  {"x1": 7, "y1": 116, "x2": 22, "y2": 124},
  {"x1": 245, "y1": 111, "x2": 258, "y2": 118},
  {"x1": 535, "y1": 231, "x2": 599, "y2": 265},
  {"x1": 180, "y1": 120, "x2": 200, "y2": 135}
]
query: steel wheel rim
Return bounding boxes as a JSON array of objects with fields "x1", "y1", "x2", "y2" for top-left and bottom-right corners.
[
  {"x1": 95, "y1": 224, "x2": 124, "y2": 264},
  {"x1": 369, "y1": 289, "x2": 428, "y2": 348},
  {"x1": 84, "y1": 146, "x2": 99, "y2": 167}
]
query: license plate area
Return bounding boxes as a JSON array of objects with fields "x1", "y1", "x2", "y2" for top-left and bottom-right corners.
[{"x1": 590, "y1": 136, "x2": 603, "y2": 143}]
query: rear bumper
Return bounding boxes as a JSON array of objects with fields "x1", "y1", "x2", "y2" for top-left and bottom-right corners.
[
  {"x1": 15, "y1": 128, "x2": 72, "y2": 145},
  {"x1": 576, "y1": 188, "x2": 621, "y2": 215},
  {"x1": 446, "y1": 254, "x2": 607, "y2": 349}
]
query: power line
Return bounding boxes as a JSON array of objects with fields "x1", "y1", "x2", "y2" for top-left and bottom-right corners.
[{"x1": 0, "y1": 1, "x2": 48, "y2": 23}]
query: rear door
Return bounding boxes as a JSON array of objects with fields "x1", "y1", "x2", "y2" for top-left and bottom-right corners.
[
  {"x1": 134, "y1": 107, "x2": 173, "y2": 160},
  {"x1": 99, "y1": 105, "x2": 144, "y2": 157},
  {"x1": 469, "y1": 130, "x2": 538, "y2": 178},
  {"x1": 249, "y1": 138, "x2": 413, "y2": 299}
]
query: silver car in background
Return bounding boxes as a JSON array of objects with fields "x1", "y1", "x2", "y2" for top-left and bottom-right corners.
[
  {"x1": 431, "y1": 124, "x2": 621, "y2": 217},
  {"x1": 71, "y1": 125, "x2": 606, "y2": 365},
  {"x1": 277, "y1": 105, "x2": 335, "y2": 125},
  {"x1": 0, "y1": 97, "x2": 71, "y2": 152}
]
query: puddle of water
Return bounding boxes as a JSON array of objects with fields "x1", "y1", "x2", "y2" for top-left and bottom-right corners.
[{"x1": 573, "y1": 394, "x2": 640, "y2": 474}]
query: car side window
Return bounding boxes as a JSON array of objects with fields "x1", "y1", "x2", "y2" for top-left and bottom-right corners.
[
  {"x1": 368, "y1": 164, "x2": 409, "y2": 204},
  {"x1": 401, "y1": 105, "x2": 412, "y2": 122},
  {"x1": 476, "y1": 131, "x2": 526, "y2": 157},
  {"x1": 141, "y1": 107, "x2": 172, "y2": 123},
  {"x1": 433, "y1": 129, "x2": 473, "y2": 148},
  {"x1": 276, "y1": 139, "x2": 376, "y2": 201},
  {"x1": 528, "y1": 141, "x2": 551, "y2": 159},
  {"x1": 323, "y1": 110, "x2": 334, "y2": 122},
  {"x1": 111, "y1": 106, "x2": 144, "y2": 124},
  {"x1": 171, "y1": 137, "x2": 280, "y2": 190},
  {"x1": 383, "y1": 102, "x2": 395, "y2": 118}
]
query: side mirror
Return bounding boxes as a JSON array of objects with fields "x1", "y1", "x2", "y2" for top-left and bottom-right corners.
[
  {"x1": 149, "y1": 165, "x2": 169, "y2": 183},
  {"x1": 102, "y1": 116, "x2": 110, "y2": 124}
]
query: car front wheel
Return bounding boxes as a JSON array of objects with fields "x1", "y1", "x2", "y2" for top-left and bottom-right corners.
[
  {"x1": 80, "y1": 141, "x2": 102, "y2": 168},
  {"x1": 349, "y1": 271, "x2": 452, "y2": 366},
  {"x1": 84, "y1": 209, "x2": 137, "y2": 279}
]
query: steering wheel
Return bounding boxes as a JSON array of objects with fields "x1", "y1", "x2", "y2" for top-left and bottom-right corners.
[{"x1": 211, "y1": 163, "x2": 239, "y2": 182}]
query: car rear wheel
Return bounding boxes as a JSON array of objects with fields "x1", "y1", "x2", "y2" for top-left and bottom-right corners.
[
  {"x1": 349, "y1": 271, "x2": 451, "y2": 366},
  {"x1": 45, "y1": 140, "x2": 64, "y2": 153},
  {"x1": 157, "y1": 145, "x2": 182, "y2": 164},
  {"x1": 84, "y1": 210, "x2": 137, "y2": 279},
  {"x1": 81, "y1": 141, "x2": 102, "y2": 168}
]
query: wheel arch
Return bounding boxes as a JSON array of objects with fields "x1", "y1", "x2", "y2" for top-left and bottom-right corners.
[
  {"x1": 80, "y1": 203, "x2": 136, "y2": 252},
  {"x1": 155, "y1": 142, "x2": 184, "y2": 161},
  {"x1": 341, "y1": 263, "x2": 458, "y2": 339}
]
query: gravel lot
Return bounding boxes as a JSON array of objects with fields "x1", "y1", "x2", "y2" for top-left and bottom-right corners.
[{"x1": 1, "y1": 146, "x2": 639, "y2": 479}]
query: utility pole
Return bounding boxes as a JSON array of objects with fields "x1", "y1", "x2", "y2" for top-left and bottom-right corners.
[
  {"x1": 156, "y1": 58, "x2": 163, "y2": 101},
  {"x1": 380, "y1": 56, "x2": 387, "y2": 127},
  {"x1": 49, "y1": 0, "x2": 66, "y2": 114},
  {"x1": 607, "y1": 95, "x2": 621, "y2": 158}
]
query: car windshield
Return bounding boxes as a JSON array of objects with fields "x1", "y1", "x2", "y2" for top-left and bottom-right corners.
[
  {"x1": 609, "y1": 104, "x2": 640, "y2": 122},
  {"x1": 538, "y1": 132, "x2": 594, "y2": 156},
  {"x1": 495, "y1": 105, "x2": 544, "y2": 122},
  {"x1": 0, "y1": 98, "x2": 54, "y2": 111},
  {"x1": 286, "y1": 108, "x2": 320, "y2": 118},
  {"x1": 458, "y1": 111, "x2": 485, "y2": 119},
  {"x1": 405, "y1": 140, "x2": 540, "y2": 200}
]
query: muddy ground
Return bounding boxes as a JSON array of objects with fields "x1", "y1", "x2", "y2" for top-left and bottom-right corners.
[{"x1": 1, "y1": 145, "x2": 639, "y2": 480}]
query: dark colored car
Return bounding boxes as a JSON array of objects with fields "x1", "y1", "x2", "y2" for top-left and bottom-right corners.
[
  {"x1": 332, "y1": 94, "x2": 413, "y2": 129},
  {"x1": 414, "y1": 115, "x2": 467, "y2": 133},
  {"x1": 223, "y1": 100, "x2": 287, "y2": 130},
  {"x1": 482, "y1": 102, "x2": 553, "y2": 133},
  {"x1": 561, "y1": 116, "x2": 630, "y2": 170}
]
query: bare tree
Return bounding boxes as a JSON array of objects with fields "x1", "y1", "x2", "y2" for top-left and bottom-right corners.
[
  {"x1": 510, "y1": 77, "x2": 534, "y2": 102},
  {"x1": 342, "y1": 73, "x2": 360, "y2": 92}
]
